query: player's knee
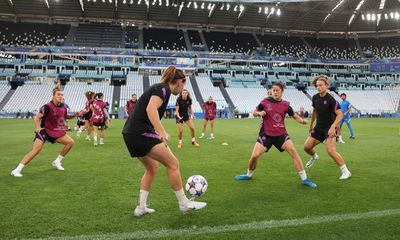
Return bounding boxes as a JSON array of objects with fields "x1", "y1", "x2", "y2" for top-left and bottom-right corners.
[
  {"x1": 147, "y1": 165, "x2": 158, "y2": 176},
  {"x1": 326, "y1": 147, "x2": 336, "y2": 156}
]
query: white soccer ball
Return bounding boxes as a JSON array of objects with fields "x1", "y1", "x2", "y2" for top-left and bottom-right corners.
[{"x1": 185, "y1": 175, "x2": 208, "y2": 197}]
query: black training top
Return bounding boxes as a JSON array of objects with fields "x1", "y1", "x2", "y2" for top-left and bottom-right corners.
[
  {"x1": 175, "y1": 96, "x2": 192, "y2": 117},
  {"x1": 123, "y1": 83, "x2": 171, "y2": 134},
  {"x1": 312, "y1": 93, "x2": 341, "y2": 130}
]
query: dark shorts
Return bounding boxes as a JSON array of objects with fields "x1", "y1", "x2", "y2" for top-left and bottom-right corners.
[
  {"x1": 77, "y1": 120, "x2": 85, "y2": 127},
  {"x1": 204, "y1": 116, "x2": 215, "y2": 121},
  {"x1": 123, "y1": 132, "x2": 162, "y2": 158},
  {"x1": 83, "y1": 112, "x2": 92, "y2": 121},
  {"x1": 93, "y1": 122, "x2": 106, "y2": 128},
  {"x1": 34, "y1": 129, "x2": 57, "y2": 144},
  {"x1": 310, "y1": 128, "x2": 336, "y2": 143},
  {"x1": 257, "y1": 130, "x2": 290, "y2": 152},
  {"x1": 176, "y1": 115, "x2": 189, "y2": 124}
]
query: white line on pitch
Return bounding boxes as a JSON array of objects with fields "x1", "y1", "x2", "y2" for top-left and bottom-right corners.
[{"x1": 29, "y1": 208, "x2": 400, "y2": 240}]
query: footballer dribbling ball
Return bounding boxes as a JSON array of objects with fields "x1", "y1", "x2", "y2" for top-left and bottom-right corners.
[{"x1": 185, "y1": 175, "x2": 208, "y2": 197}]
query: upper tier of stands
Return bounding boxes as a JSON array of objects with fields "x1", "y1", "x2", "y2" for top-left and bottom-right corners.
[
  {"x1": 305, "y1": 38, "x2": 360, "y2": 60},
  {"x1": 203, "y1": 31, "x2": 258, "y2": 54},
  {"x1": 144, "y1": 28, "x2": 186, "y2": 51},
  {"x1": 73, "y1": 24, "x2": 123, "y2": 48},
  {"x1": 0, "y1": 22, "x2": 69, "y2": 47},
  {"x1": 257, "y1": 35, "x2": 308, "y2": 58}
]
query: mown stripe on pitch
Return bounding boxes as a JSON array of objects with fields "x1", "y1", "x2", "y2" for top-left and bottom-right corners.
[{"x1": 30, "y1": 208, "x2": 400, "y2": 240}]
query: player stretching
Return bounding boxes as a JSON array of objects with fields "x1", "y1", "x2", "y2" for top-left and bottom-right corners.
[
  {"x1": 200, "y1": 96, "x2": 217, "y2": 140},
  {"x1": 122, "y1": 66, "x2": 206, "y2": 217},
  {"x1": 235, "y1": 82, "x2": 317, "y2": 189},
  {"x1": 11, "y1": 85, "x2": 76, "y2": 177},
  {"x1": 304, "y1": 75, "x2": 351, "y2": 180},
  {"x1": 175, "y1": 89, "x2": 200, "y2": 148}
]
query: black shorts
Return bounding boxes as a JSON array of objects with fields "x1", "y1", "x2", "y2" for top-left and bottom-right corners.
[
  {"x1": 34, "y1": 129, "x2": 57, "y2": 144},
  {"x1": 310, "y1": 128, "x2": 337, "y2": 142},
  {"x1": 83, "y1": 112, "x2": 92, "y2": 121},
  {"x1": 93, "y1": 122, "x2": 106, "y2": 128},
  {"x1": 77, "y1": 120, "x2": 85, "y2": 127},
  {"x1": 176, "y1": 115, "x2": 189, "y2": 124},
  {"x1": 257, "y1": 130, "x2": 290, "y2": 152},
  {"x1": 123, "y1": 132, "x2": 162, "y2": 158}
]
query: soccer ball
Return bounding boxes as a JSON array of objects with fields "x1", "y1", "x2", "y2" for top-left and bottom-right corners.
[{"x1": 185, "y1": 175, "x2": 208, "y2": 197}]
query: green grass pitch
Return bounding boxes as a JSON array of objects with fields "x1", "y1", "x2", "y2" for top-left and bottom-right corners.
[{"x1": 0, "y1": 118, "x2": 399, "y2": 239}]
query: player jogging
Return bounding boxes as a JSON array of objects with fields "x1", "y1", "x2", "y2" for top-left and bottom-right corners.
[
  {"x1": 338, "y1": 93, "x2": 355, "y2": 143},
  {"x1": 304, "y1": 75, "x2": 352, "y2": 180}
]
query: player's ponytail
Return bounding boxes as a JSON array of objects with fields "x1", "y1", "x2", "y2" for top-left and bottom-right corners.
[
  {"x1": 52, "y1": 84, "x2": 62, "y2": 96},
  {"x1": 161, "y1": 65, "x2": 185, "y2": 84}
]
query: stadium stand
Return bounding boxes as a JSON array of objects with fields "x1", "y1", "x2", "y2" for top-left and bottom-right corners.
[
  {"x1": 144, "y1": 28, "x2": 186, "y2": 51},
  {"x1": 305, "y1": 37, "x2": 360, "y2": 60},
  {"x1": 359, "y1": 37, "x2": 400, "y2": 59},
  {"x1": 73, "y1": 24, "x2": 123, "y2": 48},
  {"x1": 257, "y1": 35, "x2": 309, "y2": 58},
  {"x1": 203, "y1": 31, "x2": 258, "y2": 54},
  {"x1": 0, "y1": 22, "x2": 69, "y2": 47}
]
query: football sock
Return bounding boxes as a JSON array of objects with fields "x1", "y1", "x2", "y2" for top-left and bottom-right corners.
[
  {"x1": 298, "y1": 170, "x2": 307, "y2": 181},
  {"x1": 139, "y1": 189, "x2": 149, "y2": 208},
  {"x1": 174, "y1": 189, "x2": 189, "y2": 205}
]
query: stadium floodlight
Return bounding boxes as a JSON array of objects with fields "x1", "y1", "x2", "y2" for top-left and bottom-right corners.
[
  {"x1": 384, "y1": 13, "x2": 388, "y2": 19},
  {"x1": 361, "y1": 14, "x2": 365, "y2": 20},
  {"x1": 258, "y1": 7, "x2": 262, "y2": 13},
  {"x1": 194, "y1": 2, "x2": 197, "y2": 9},
  {"x1": 371, "y1": 13, "x2": 376, "y2": 21},
  {"x1": 220, "y1": 3, "x2": 224, "y2": 10},
  {"x1": 79, "y1": 0, "x2": 85, "y2": 11},
  {"x1": 396, "y1": 12, "x2": 400, "y2": 20},
  {"x1": 201, "y1": 2, "x2": 205, "y2": 9},
  {"x1": 226, "y1": 3, "x2": 230, "y2": 11},
  {"x1": 238, "y1": 5, "x2": 245, "y2": 18},
  {"x1": 103, "y1": 0, "x2": 106, "y2": 3},
  {"x1": 348, "y1": 14, "x2": 355, "y2": 25},
  {"x1": 44, "y1": 0, "x2": 49, "y2": 8},
  {"x1": 137, "y1": 0, "x2": 141, "y2": 4},
  {"x1": 366, "y1": 13, "x2": 370, "y2": 20},
  {"x1": 178, "y1": 2, "x2": 184, "y2": 16},
  {"x1": 264, "y1": 7, "x2": 268, "y2": 14},
  {"x1": 377, "y1": 13, "x2": 381, "y2": 26},
  {"x1": 355, "y1": 0, "x2": 365, "y2": 11},
  {"x1": 379, "y1": 0, "x2": 385, "y2": 10},
  {"x1": 234, "y1": 5, "x2": 238, "y2": 12},
  {"x1": 187, "y1": 1, "x2": 191, "y2": 8},
  {"x1": 277, "y1": 8, "x2": 281, "y2": 16},
  {"x1": 152, "y1": 0, "x2": 156, "y2": 6},
  {"x1": 159, "y1": 0, "x2": 162, "y2": 6},
  {"x1": 109, "y1": 0, "x2": 112, "y2": 3},
  {"x1": 270, "y1": 7, "x2": 275, "y2": 14}
]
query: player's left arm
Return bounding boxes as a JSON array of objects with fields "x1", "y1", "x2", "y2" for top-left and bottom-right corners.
[
  {"x1": 329, "y1": 109, "x2": 343, "y2": 137},
  {"x1": 292, "y1": 113, "x2": 307, "y2": 125},
  {"x1": 189, "y1": 105, "x2": 195, "y2": 119}
]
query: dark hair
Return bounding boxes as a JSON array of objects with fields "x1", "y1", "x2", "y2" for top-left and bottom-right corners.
[
  {"x1": 161, "y1": 65, "x2": 185, "y2": 84},
  {"x1": 272, "y1": 81, "x2": 286, "y2": 91},
  {"x1": 95, "y1": 93, "x2": 103, "y2": 99},
  {"x1": 311, "y1": 75, "x2": 330, "y2": 87},
  {"x1": 179, "y1": 89, "x2": 192, "y2": 100},
  {"x1": 340, "y1": 93, "x2": 347, "y2": 97},
  {"x1": 132, "y1": 94, "x2": 137, "y2": 97}
]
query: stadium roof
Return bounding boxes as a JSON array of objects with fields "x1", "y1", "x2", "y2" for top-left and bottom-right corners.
[{"x1": 0, "y1": 0, "x2": 399, "y2": 35}]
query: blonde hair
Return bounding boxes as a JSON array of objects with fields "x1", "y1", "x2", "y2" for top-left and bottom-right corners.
[
  {"x1": 52, "y1": 85, "x2": 62, "y2": 96},
  {"x1": 311, "y1": 75, "x2": 330, "y2": 87},
  {"x1": 160, "y1": 65, "x2": 185, "y2": 84}
]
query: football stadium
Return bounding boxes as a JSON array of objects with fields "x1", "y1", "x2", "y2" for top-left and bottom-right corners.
[{"x1": 0, "y1": 0, "x2": 399, "y2": 239}]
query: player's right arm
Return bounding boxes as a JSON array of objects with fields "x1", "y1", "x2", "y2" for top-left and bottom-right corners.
[
  {"x1": 34, "y1": 112, "x2": 44, "y2": 133},
  {"x1": 309, "y1": 109, "x2": 316, "y2": 132},
  {"x1": 175, "y1": 105, "x2": 182, "y2": 119}
]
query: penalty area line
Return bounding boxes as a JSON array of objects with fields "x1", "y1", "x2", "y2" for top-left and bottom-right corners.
[{"x1": 29, "y1": 208, "x2": 400, "y2": 240}]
